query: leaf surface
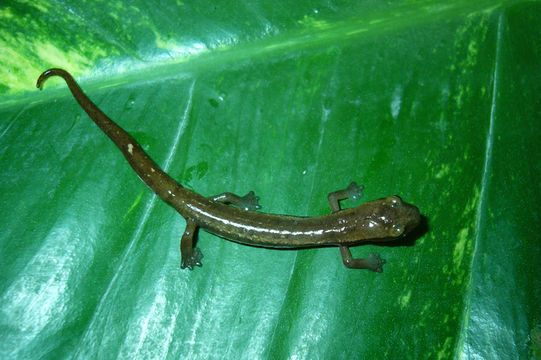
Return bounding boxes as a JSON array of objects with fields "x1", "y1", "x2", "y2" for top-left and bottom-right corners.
[{"x1": 0, "y1": 1, "x2": 539, "y2": 359}]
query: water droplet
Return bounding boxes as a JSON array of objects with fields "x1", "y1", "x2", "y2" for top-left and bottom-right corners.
[
  {"x1": 125, "y1": 95, "x2": 136, "y2": 110},
  {"x1": 208, "y1": 93, "x2": 225, "y2": 108},
  {"x1": 391, "y1": 85, "x2": 403, "y2": 120},
  {"x1": 208, "y1": 98, "x2": 219, "y2": 108}
]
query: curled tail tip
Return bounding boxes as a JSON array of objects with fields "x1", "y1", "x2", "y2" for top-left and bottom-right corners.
[
  {"x1": 36, "y1": 68, "x2": 67, "y2": 90},
  {"x1": 36, "y1": 69, "x2": 51, "y2": 90}
]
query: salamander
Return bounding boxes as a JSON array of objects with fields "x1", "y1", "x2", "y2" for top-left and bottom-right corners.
[{"x1": 36, "y1": 68, "x2": 421, "y2": 272}]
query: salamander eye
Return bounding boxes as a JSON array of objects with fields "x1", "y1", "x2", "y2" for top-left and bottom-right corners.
[
  {"x1": 391, "y1": 223, "x2": 405, "y2": 237},
  {"x1": 388, "y1": 196, "x2": 402, "y2": 208}
]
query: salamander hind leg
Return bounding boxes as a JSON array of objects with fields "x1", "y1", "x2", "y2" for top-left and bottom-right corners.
[
  {"x1": 339, "y1": 246, "x2": 386, "y2": 273},
  {"x1": 327, "y1": 182, "x2": 364, "y2": 213},
  {"x1": 209, "y1": 191, "x2": 261, "y2": 211},
  {"x1": 180, "y1": 220, "x2": 203, "y2": 270}
]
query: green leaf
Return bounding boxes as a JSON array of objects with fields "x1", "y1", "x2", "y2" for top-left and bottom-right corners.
[{"x1": 1, "y1": 0, "x2": 540, "y2": 359}]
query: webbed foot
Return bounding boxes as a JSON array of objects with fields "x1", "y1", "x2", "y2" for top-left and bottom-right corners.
[
  {"x1": 181, "y1": 247, "x2": 203, "y2": 270},
  {"x1": 365, "y1": 253, "x2": 386, "y2": 273},
  {"x1": 328, "y1": 182, "x2": 365, "y2": 212},
  {"x1": 238, "y1": 191, "x2": 261, "y2": 211},
  {"x1": 339, "y1": 246, "x2": 386, "y2": 272},
  {"x1": 346, "y1": 182, "x2": 364, "y2": 201}
]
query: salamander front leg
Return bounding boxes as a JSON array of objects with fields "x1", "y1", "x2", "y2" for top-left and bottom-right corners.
[
  {"x1": 327, "y1": 182, "x2": 364, "y2": 213},
  {"x1": 180, "y1": 220, "x2": 203, "y2": 270},
  {"x1": 330, "y1": 183, "x2": 385, "y2": 271},
  {"x1": 339, "y1": 246, "x2": 386, "y2": 272},
  {"x1": 209, "y1": 191, "x2": 261, "y2": 211}
]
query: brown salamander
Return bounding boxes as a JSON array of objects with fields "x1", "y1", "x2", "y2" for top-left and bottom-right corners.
[{"x1": 36, "y1": 68, "x2": 420, "y2": 272}]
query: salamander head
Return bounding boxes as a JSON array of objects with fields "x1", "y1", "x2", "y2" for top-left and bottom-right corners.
[{"x1": 353, "y1": 195, "x2": 421, "y2": 240}]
